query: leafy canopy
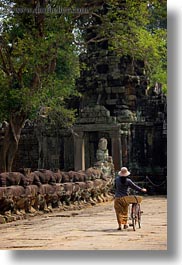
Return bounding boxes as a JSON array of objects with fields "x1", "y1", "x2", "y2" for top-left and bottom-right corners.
[
  {"x1": 0, "y1": 0, "x2": 167, "y2": 127},
  {"x1": 0, "y1": 0, "x2": 80, "y2": 126},
  {"x1": 105, "y1": 0, "x2": 167, "y2": 92},
  {"x1": 73, "y1": 0, "x2": 167, "y2": 92}
]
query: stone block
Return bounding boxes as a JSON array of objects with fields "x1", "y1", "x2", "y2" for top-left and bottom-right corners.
[
  {"x1": 105, "y1": 87, "x2": 111, "y2": 94},
  {"x1": 0, "y1": 215, "x2": 6, "y2": 224},
  {"x1": 128, "y1": 95, "x2": 137, "y2": 101},
  {"x1": 127, "y1": 86, "x2": 136, "y2": 95},
  {"x1": 106, "y1": 99, "x2": 118, "y2": 105},
  {"x1": 5, "y1": 214, "x2": 16, "y2": 222},
  {"x1": 108, "y1": 78, "x2": 122, "y2": 87},
  {"x1": 111, "y1": 86, "x2": 125, "y2": 94},
  {"x1": 96, "y1": 64, "x2": 109, "y2": 74}
]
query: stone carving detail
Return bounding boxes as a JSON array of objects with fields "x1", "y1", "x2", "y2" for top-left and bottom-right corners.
[
  {"x1": 117, "y1": 109, "x2": 137, "y2": 122},
  {"x1": 101, "y1": 156, "x2": 115, "y2": 178},
  {"x1": 96, "y1": 137, "x2": 109, "y2": 163},
  {"x1": 95, "y1": 138, "x2": 115, "y2": 178},
  {"x1": 0, "y1": 168, "x2": 114, "y2": 224},
  {"x1": 76, "y1": 105, "x2": 115, "y2": 124}
]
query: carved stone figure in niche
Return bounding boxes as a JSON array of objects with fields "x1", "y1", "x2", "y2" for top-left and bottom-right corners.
[
  {"x1": 96, "y1": 137, "x2": 109, "y2": 163},
  {"x1": 107, "y1": 156, "x2": 115, "y2": 177},
  {"x1": 101, "y1": 163, "x2": 112, "y2": 178}
]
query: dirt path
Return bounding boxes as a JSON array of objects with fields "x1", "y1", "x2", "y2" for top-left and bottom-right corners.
[{"x1": 0, "y1": 196, "x2": 167, "y2": 250}]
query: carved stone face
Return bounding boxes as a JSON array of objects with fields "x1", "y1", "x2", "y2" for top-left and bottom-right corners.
[{"x1": 98, "y1": 138, "x2": 108, "y2": 151}]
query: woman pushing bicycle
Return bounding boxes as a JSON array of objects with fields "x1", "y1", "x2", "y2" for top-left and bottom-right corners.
[{"x1": 114, "y1": 167, "x2": 147, "y2": 230}]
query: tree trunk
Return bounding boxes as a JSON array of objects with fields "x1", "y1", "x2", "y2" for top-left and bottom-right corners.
[{"x1": 0, "y1": 111, "x2": 26, "y2": 172}]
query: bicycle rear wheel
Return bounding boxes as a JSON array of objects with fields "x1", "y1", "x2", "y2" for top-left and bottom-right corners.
[
  {"x1": 131, "y1": 204, "x2": 137, "y2": 231},
  {"x1": 132, "y1": 216, "x2": 136, "y2": 231},
  {"x1": 137, "y1": 206, "x2": 141, "y2": 228}
]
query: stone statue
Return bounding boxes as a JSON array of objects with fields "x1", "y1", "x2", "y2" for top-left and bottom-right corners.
[
  {"x1": 107, "y1": 156, "x2": 115, "y2": 177},
  {"x1": 95, "y1": 138, "x2": 115, "y2": 178},
  {"x1": 96, "y1": 137, "x2": 109, "y2": 162},
  {"x1": 99, "y1": 157, "x2": 115, "y2": 178}
]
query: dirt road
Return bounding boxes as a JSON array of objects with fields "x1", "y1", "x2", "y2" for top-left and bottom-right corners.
[{"x1": 0, "y1": 196, "x2": 167, "y2": 250}]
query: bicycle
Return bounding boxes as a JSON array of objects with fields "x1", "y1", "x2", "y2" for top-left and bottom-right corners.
[{"x1": 128, "y1": 196, "x2": 143, "y2": 231}]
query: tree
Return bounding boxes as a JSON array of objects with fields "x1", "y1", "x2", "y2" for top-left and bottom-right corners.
[
  {"x1": 0, "y1": 0, "x2": 79, "y2": 172},
  {"x1": 0, "y1": 0, "x2": 167, "y2": 172},
  {"x1": 72, "y1": 0, "x2": 167, "y2": 92}
]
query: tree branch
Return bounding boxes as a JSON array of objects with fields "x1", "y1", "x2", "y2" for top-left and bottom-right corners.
[
  {"x1": 0, "y1": 46, "x2": 10, "y2": 75},
  {"x1": 9, "y1": 115, "x2": 18, "y2": 144}
]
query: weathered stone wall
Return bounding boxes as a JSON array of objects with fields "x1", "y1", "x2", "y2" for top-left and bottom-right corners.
[
  {"x1": 13, "y1": 123, "x2": 39, "y2": 171},
  {"x1": 0, "y1": 39, "x2": 167, "y2": 182},
  {"x1": 75, "y1": 35, "x2": 167, "y2": 177},
  {"x1": 0, "y1": 121, "x2": 74, "y2": 172},
  {"x1": 0, "y1": 97, "x2": 167, "y2": 178},
  {"x1": 77, "y1": 51, "x2": 147, "y2": 115},
  {"x1": 129, "y1": 122, "x2": 166, "y2": 176}
]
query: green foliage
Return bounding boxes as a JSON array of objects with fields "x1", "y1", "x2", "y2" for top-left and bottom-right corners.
[
  {"x1": 37, "y1": 105, "x2": 76, "y2": 130},
  {"x1": 0, "y1": 0, "x2": 167, "y2": 128},
  {"x1": 105, "y1": 0, "x2": 167, "y2": 91},
  {"x1": 74, "y1": 0, "x2": 167, "y2": 93},
  {"x1": 0, "y1": 0, "x2": 80, "y2": 127}
]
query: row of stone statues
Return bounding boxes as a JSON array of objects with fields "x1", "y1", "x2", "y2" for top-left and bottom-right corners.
[{"x1": 0, "y1": 137, "x2": 114, "y2": 224}]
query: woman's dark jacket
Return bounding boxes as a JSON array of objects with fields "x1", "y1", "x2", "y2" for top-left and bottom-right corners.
[{"x1": 114, "y1": 176, "x2": 143, "y2": 198}]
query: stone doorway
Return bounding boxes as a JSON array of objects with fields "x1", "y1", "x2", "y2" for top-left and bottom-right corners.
[{"x1": 84, "y1": 131, "x2": 111, "y2": 169}]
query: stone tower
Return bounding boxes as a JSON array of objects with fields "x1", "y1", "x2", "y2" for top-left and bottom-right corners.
[
  {"x1": 73, "y1": 4, "x2": 167, "y2": 175},
  {"x1": 0, "y1": 3, "x2": 167, "y2": 179}
]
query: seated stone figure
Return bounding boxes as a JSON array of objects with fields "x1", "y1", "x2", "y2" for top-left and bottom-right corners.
[
  {"x1": 96, "y1": 137, "x2": 109, "y2": 163},
  {"x1": 100, "y1": 157, "x2": 115, "y2": 178},
  {"x1": 95, "y1": 138, "x2": 115, "y2": 179},
  {"x1": 100, "y1": 161, "x2": 110, "y2": 177}
]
